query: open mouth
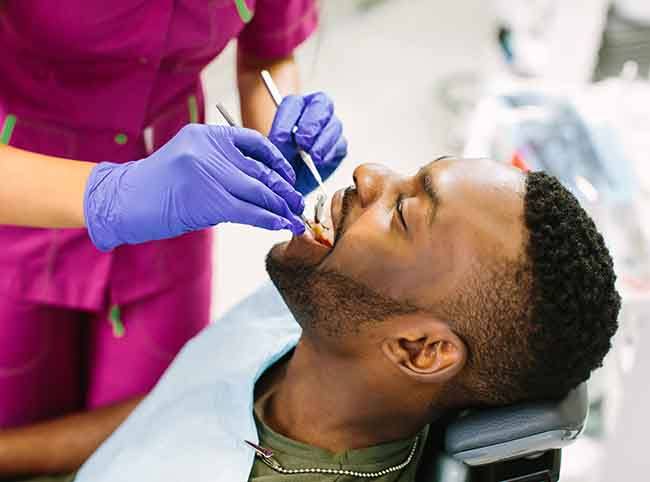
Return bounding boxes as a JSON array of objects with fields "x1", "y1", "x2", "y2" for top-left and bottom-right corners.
[
  {"x1": 272, "y1": 186, "x2": 352, "y2": 267},
  {"x1": 310, "y1": 184, "x2": 352, "y2": 248},
  {"x1": 272, "y1": 197, "x2": 336, "y2": 266},
  {"x1": 301, "y1": 190, "x2": 342, "y2": 248},
  {"x1": 310, "y1": 222, "x2": 333, "y2": 248},
  {"x1": 277, "y1": 224, "x2": 332, "y2": 266}
]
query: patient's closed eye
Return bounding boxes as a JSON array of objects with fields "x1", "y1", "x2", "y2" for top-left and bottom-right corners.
[{"x1": 395, "y1": 194, "x2": 407, "y2": 230}]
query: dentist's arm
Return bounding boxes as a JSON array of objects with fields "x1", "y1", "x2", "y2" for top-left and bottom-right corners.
[
  {"x1": 0, "y1": 124, "x2": 305, "y2": 250},
  {"x1": 237, "y1": 51, "x2": 299, "y2": 135},
  {"x1": 0, "y1": 144, "x2": 90, "y2": 228},
  {"x1": 0, "y1": 397, "x2": 142, "y2": 477}
]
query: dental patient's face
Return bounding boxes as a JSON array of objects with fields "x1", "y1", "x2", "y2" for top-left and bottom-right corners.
[{"x1": 267, "y1": 158, "x2": 526, "y2": 336}]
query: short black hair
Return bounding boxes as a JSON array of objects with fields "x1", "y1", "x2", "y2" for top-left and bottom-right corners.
[{"x1": 445, "y1": 171, "x2": 620, "y2": 406}]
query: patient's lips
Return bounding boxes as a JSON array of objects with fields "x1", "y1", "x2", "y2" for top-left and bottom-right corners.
[
  {"x1": 272, "y1": 193, "x2": 340, "y2": 266},
  {"x1": 274, "y1": 213, "x2": 333, "y2": 266},
  {"x1": 311, "y1": 222, "x2": 332, "y2": 248},
  {"x1": 310, "y1": 198, "x2": 334, "y2": 247},
  {"x1": 330, "y1": 186, "x2": 348, "y2": 244}
]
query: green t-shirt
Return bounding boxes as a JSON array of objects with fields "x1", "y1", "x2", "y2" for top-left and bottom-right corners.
[
  {"x1": 10, "y1": 474, "x2": 75, "y2": 482},
  {"x1": 249, "y1": 408, "x2": 429, "y2": 482}
]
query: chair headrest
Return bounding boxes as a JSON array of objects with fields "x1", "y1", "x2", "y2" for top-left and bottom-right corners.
[{"x1": 445, "y1": 383, "x2": 588, "y2": 466}]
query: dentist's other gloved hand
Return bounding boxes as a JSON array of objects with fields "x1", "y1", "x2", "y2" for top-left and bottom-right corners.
[
  {"x1": 84, "y1": 124, "x2": 305, "y2": 252},
  {"x1": 268, "y1": 92, "x2": 347, "y2": 195}
]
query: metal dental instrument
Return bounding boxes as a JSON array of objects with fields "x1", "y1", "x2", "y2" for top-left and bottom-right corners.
[
  {"x1": 215, "y1": 102, "x2": 315, "y2": 235},
  {"x1": 259, "y1": 70, "x2": 329, "y2": 225},
  {"x1": 215, "y1": 102, "x2": 238, "y2": 128}
]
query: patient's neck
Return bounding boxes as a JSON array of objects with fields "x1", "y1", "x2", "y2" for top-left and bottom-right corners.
[{"x1": 256, "y1": 336, "x2": 434, "y2": 453}]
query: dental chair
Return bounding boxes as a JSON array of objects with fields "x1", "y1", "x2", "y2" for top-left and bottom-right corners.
[{"x1": 417, "y1": 383, "x2": 589, "y2": 482}]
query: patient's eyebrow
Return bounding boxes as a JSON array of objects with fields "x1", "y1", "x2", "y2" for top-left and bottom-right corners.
[{"x1": 419, "y1": 165, "x2": 441, "y2": 226}]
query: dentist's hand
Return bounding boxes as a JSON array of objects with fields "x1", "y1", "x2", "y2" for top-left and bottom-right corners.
[
  {"x1": 84, "y1": 124, "x2": 305, "y2": 252},
  {"x1": 268, "y1": 92, "x2": 347, "y2": 195}
]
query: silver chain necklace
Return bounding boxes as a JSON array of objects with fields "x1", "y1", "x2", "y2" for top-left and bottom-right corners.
[{"x1": 244, "y1": 436, "x2": 419, "y2": 478}]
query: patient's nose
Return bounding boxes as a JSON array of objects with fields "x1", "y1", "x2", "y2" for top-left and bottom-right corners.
[{"x1": 353, "y1": 163, "x2": 394, "y2": 207}]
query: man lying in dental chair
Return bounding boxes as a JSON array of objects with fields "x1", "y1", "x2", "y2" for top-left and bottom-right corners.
[{"x1": 76, "y1": 158, "x2": 619, "y2": 482}]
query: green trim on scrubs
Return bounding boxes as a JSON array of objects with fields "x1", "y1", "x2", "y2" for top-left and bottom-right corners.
[
  {"x1": 0, "y1": 114, "x2": 16, "y2": 145},
  {"x1": 234, "y1": 0, "x2": 254, "y2": 23},
  {"x1": 188, "y1": 95, "x2": 199, "y2": 123},
  {"x1": 110, "y1": 304, "x2": 125, "y2": 338}
]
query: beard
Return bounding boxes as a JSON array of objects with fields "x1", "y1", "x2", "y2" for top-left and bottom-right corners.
[{"x1": 265, "y1": 251, "x2": 417, "y2": 339}]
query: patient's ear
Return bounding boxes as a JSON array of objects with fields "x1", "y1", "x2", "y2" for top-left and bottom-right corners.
[{"x1": 381, "y1": 318, "x2": 467, "y2": 383}]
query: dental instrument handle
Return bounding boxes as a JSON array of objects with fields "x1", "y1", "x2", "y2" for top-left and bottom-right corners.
[
  {"x1": 260, "y1": 70, "x2": 284, "y2": 107},
  {"x1": 216, "y1": 103, "x2": 238, "y2": 127},
  {"x1": 298, "y1": 151, "x2": 326, "y2": 189},
  {"x1": 260, "y1": 70, "x2": 328, "y2": 199}
]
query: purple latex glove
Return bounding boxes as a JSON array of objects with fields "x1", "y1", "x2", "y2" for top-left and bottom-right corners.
[
  {"x1": 84, "y1": 124, "x2": 305, "y2": 252},
  {"x1": 268, "y1": 92, "x2": 348, "y2": 195}
]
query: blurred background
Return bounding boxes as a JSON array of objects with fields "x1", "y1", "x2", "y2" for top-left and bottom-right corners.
[{"x1": 203, "y1": 0, "x2": 650, "y2": 480}]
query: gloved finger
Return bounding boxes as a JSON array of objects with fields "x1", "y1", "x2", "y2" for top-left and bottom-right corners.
[
  {"x1": 294, "y1": 92, "x2": 334, "y2": 152},
  {"x1": 307, "y1": 115, "x2": 344, "y2": 165},
  {"x1": 235, "y1": 155, "x2": 305, "y2": 215},
  {"x1": 226, "y1": 172, "x2": 304, "y2": 232},
  {"x1": 269, "y1": 95, "x2": 306, "y2": 146},
  {"x1": 226, "y1": 195, "x2": 304, "y2": 234},
  {"x1": 321, "y1": 135, "x2": 348, "y2": 167},
  {"x1": 231, "y1": 128, "x2": 296, "y2": 185}
]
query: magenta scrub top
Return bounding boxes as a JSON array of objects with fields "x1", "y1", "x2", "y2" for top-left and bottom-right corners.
[{"x1": 0, "y1": 0, "x2": 318, "y2": 310}]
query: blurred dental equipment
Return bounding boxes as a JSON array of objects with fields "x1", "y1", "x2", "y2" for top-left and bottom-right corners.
[{"x1": 494, "y1": 0, "x2": 650, "y2": 83}]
